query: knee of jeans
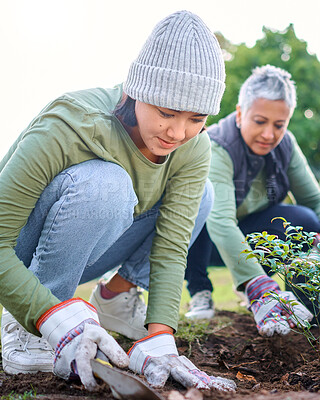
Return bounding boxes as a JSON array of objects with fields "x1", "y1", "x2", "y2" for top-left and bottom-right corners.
[
  {"x1": 199, "y1": 179, "x2": 214, "y2": 217},
  {"x1": 65, "y1": 160, "x2": 138, "y2": 219},
  {"x1": 287, "y1": 205, "x2": 320, "y2": 232}
]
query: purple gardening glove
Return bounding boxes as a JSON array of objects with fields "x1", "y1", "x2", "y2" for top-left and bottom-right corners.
[
  {"x1": 245, "y1": 275, "x2": 313, "y2": 337},
  {"x1": 128, "y1": 331, "x2": 236, "y2": 391}
]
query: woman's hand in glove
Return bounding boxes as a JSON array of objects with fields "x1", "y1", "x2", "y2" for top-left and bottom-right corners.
[
  {"x1": 246, "y1": 275, "x2": 313, "y2": 337},
  {"x1": 37, "y1": 298, "x2": 129, "y2": 390},
  {"x1": 128, "y1": 331, "x2": 236, "y2": 391}
]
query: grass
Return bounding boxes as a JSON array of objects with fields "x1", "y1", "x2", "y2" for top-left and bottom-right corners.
[
  {"x1": 74, "y1": 266, "x2": 245, "y2": 313},
  {"x1": 0, "y1": 266, "x2": 284, "y2": 320},
  {"x1": 75, "y1": 265, "x2": 284, "y2": 313},
  {"x1": 0, "y1": 389, "x2": 37, "y2": 400}
]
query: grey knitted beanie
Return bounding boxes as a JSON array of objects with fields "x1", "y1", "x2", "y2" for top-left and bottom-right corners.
[{"x1": 124, "y1": 10, "x2": 226, "y2": 115}]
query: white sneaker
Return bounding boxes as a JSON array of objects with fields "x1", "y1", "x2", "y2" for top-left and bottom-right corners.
[
  {"x1": 89, "y1": 283, "x2": 148, "y2": 340},
  {"x1": 185, "y1": 290, "x2": 215, "y2": 320},
  {"x1": 1, "y1": 309, "x2": 54, "y2": 374}
]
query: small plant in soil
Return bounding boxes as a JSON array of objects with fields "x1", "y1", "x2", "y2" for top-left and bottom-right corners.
[{"x1": 242, "y1": 217, "x2": 320, "y2": 352}]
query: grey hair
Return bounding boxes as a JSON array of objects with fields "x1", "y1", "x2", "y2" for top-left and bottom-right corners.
[{"x1": 238, "y1": 65, "x2": 297, "y2": 115}]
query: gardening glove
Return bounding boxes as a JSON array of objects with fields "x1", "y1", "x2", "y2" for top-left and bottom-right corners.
[
  {"x1": 128, "y1": 331, "x2": 236, "y2": 391},
  {"x1": 37, "y1": 298, "x2": 129, "y2": 391},
  {"x1": 246, "y1": 275, "x2": 313, "y2": 337},
  {"x1": 312, "y1": 233, "x2": 320, "y2": 253}
]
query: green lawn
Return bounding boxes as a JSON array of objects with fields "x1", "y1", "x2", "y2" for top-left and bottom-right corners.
[
  {"x1": 75, "y1": 266, "x2": 248, "y2": 315},
  {"x1": 75, "y1": 265, "x2": 285, "y2": 316},
  {"x1": 0, "y1": 266, "x2": 284, "y2": 319}
]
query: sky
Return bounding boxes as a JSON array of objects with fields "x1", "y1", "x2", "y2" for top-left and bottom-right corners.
[{"x1": 1, "y1": 0, "x2": 319, "y2": 160}]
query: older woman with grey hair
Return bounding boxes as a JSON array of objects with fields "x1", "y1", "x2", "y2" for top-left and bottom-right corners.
[{"x1": 185, "y1": 65, "x2": 320, "y2": 336}]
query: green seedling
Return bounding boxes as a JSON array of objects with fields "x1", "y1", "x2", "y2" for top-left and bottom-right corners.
[
  {"x1": 0, "y1": 388, "x2": 37, "y2": 400},
  {"x1": 242, "y1": 217, "x2": 320, "y2": 352}
]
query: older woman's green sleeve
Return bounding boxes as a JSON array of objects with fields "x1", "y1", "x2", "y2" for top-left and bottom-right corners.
[{"x1": 206, "y1": 143, "x2": 265, "y2": 290}]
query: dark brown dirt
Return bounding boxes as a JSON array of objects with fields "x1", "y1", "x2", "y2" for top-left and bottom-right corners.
[{"x1": 0, "y1": 310, "x2": 319, "y2": 400}]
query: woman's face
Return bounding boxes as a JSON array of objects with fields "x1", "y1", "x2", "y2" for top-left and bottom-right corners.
[
  {"x1": 131, "y1": 101, "x2": 207, "y2": 163},
  {"x1": 236, "y1": 98, "x2": 291, "y2": 156}
]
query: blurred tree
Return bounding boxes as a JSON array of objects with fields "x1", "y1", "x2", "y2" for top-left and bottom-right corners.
[{"x1": 211, "y1": 25, "x2": 320, "y2": 177}]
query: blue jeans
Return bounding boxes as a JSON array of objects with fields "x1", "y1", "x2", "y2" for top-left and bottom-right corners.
[
  {"x1": 185, "y1": 203, "x2": 320, "y2": 298},
  {"x1": 15, "y1": 159, "x2": 214, "y2": 301}
]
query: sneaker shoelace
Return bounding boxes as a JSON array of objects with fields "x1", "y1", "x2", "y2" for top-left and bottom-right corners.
[
  {"x1": 125, "y1": 289, "x2": 146, "y2": 318},
  {"x1": 190, "y1": 292, "x2": 212, "y2": 310},
  {"x1": 5, "y1": 321, "x2": 52, "y2": 354}
]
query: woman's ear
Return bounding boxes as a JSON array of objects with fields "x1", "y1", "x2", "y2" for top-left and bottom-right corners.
[{"x1": 235, "y1": 105, "x2": 241, "y2": 129}]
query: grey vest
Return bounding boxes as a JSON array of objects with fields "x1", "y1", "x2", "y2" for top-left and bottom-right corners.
[{"x1": 207, "y1": 112, "x2": 293, "y2": 207}]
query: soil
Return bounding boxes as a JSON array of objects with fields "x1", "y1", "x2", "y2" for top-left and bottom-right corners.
[{"x1": 0, "y1": 310, "x2": 319, "y2": 400}]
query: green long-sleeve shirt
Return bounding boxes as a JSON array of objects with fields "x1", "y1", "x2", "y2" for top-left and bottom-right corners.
[
  {"x1": 0, "y1": 84, "x2": 210, "y2": 335},
  {"x1": 206, "y1": 134, "x2": 320, "y2": 290}
]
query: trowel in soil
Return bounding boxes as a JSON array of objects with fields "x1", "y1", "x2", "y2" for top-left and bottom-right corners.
[{"x1": 91, "y1": 351, "x2": 164, "y2": 400}]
